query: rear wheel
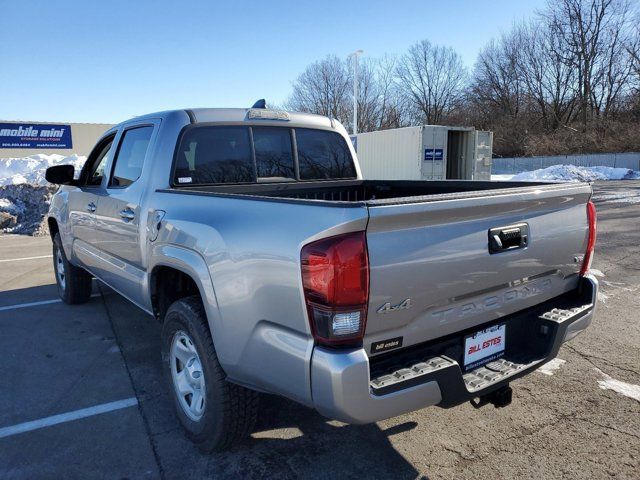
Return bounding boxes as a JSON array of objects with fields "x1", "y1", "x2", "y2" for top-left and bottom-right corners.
[
  {"x1": 53, "y1": 233, "x2": 92, "y2": 304},
  {"x1": 161, "y1": 296, "x2": 259, "y2": 452}
]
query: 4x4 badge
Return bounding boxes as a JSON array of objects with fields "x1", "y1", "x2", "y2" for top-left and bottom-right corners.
[{"x1": 377, "y1": 298, "x2": 413, "y2": 314}]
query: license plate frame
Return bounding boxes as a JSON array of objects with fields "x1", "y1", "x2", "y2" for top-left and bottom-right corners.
[{"x1": 463, "y1": 324, "x2": 506, "y2": 371}]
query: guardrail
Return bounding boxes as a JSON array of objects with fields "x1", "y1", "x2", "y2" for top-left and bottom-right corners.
[{"x1": 493, "y1": 152, "x2": 640, "y2": 174}]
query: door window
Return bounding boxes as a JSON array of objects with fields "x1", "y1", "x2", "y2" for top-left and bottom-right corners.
[
  {"x1": 81, "y1": 136, "x2": 115, "y2": 187},
  {"x1": 109, "y1": 126, "x2": 153, "y2": 188}
]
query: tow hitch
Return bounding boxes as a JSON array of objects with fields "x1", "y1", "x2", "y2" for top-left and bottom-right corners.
[{"x1": 470, "y1": 384, "x2": 513, "y2": 409}]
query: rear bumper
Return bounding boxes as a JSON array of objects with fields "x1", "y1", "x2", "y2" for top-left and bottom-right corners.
[{"x1": 310, "y1": 274, "x2": 597, "y2": 424}]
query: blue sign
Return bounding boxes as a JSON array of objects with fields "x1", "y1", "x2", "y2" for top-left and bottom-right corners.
[
  {"x1": 424, "y1": 148, "x2": 443, "y2": 161},
  {"x1": 0, "y1": 123, "x2": 73, "y2": 149}
]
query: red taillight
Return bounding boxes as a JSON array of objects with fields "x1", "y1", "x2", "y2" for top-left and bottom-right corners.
[
  {"x1": 580, "y1": 201, "x2": 597, "y2": 276},
  {"x1": 301, "y1": 231, "x2": 369, "y2": 346}
]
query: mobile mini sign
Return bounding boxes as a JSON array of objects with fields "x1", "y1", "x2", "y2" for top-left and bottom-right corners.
[
  {"x1": 424, "y1": 148, "x2": 443, "y2": 161},
  {"x1": 0, "y1": 123, "x2": 73, "y2": 149}
]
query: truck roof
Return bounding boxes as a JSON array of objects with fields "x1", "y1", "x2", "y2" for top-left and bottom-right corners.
[{"x1": 115, "y1": 108, "x2": 337, "y2": 131}]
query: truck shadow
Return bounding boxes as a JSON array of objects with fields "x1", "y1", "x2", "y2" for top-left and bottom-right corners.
[
  {"x1": 233, "y1": 393, "x2": 425, "y2": 479},
  {"x1": 98, "y1": 285, "x2": 429, "y2": 479}
]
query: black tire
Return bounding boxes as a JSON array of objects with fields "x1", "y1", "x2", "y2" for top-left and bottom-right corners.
[
  {"x1": 53, "y1": 233, "x2": 92, "y2": 304},
  {"x1": 161, "y1": 296, "x2": 259, "y2": 452}
]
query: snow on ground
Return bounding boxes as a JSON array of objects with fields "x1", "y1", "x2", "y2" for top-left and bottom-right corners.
[
  {"x1": 537, "y1": 358, "x2": 566, "y2": 376},
  {"x1": 592, "y1": 190, "x2": 640, "y2": 204},
  {"x1": 492, "y1": 164, "x2": 640, "y2": 182},
  {"x1": 0, "y1": 197, "x2": 22, "y2": 215},
  {"x1": 0, "y1": 154, "x2": 86, "y2": 186},
  {"x1": 490, "y1": 174, "x2": 516, "y2": 181}
]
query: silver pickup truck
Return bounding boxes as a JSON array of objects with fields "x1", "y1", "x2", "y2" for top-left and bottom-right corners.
[{"x1": 45, "y1": 106, "x2": 598, "y2": 451}]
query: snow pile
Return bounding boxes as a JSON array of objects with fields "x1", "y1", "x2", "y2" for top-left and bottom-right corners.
[
  {"x1": 509, "y1": 165, "x2": 640, "y2": 182},
  {"x1": 537, "y1": 358, "x2": 566, "y2": 376},
  {"x1": 0, "y1": 154, "x2": 86, "y2": 186},
  {"x1": 0, "y1": 184, "x2": 57, "y2": 235},
  {"x1": 0, "y1": 197, "x2": 22, "y2": 215}
]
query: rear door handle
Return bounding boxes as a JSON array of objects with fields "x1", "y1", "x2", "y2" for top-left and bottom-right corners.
[
  {"x1": 87, "y1": 202, "x2": 96, "y2": 213},
  {"x1": 119, "y1": 208, "x2": 135, "y2": 221}
]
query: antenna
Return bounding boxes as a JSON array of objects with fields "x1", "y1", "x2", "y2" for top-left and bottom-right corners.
[{"x1": 251, "y1": 99, "x2": 267, "y2": 109}]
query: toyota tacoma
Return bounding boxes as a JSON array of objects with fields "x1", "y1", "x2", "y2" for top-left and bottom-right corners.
[{"x1": 45, "y1": 104, "x2": 598, "y2": 451}]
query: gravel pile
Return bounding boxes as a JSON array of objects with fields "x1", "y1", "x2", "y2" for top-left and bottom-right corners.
[{"x1": 0, "y1": 184, "x2": 57, "y2": 236}]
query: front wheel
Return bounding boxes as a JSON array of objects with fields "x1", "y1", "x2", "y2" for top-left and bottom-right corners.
[
  {"x1": 161, "y1": 296, "x2": 259, "y2": 452},
  {"x1": 53, "y1": 233, "x2": 92, "y2": 304}
]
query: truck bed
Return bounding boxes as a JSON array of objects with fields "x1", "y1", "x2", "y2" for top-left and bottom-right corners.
[
  {"x1": 162, "y1": 179, "x2": 562, "y2": 206},
  {"x1": 158, "y1": 178, "x2": 592, "y2": 357}
]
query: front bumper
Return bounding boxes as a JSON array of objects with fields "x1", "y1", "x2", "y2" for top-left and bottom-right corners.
[{"x1": 310, "y1": 274, "x2": 598, "y2": 424}]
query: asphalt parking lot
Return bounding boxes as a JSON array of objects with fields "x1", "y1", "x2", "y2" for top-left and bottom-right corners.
[{"x1": 0, "y1": 181, "x2": 638, "y2": 480}]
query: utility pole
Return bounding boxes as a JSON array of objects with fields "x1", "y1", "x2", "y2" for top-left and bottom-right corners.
[{"x1": 349, "y1": 49, "x2": 363, "y2": 135}]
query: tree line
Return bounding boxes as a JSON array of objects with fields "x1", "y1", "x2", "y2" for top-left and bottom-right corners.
[{"x1": 285, "y1": 0, "x2": 640, "y2": 157}]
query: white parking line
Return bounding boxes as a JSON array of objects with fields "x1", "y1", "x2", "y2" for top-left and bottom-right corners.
[
  {"x1": 0, "y1": 255, "x2": 52, "y2": 263},
  {"x1": 0, "y1": 293, "x2": 102, "y2": 313},
  {"x1": 0, "y1": 397, "x2": 138, "y2": 439},
  {"x1": 0, "y1": 298, "x2": 61, "y2": 312}
]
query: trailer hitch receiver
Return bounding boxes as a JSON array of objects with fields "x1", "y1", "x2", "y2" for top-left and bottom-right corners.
[{"x1": 470, "y1": 384, "x2": 513, "y2": 409}]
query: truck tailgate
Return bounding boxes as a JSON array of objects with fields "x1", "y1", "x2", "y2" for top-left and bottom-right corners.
[{"x1": 364, "y1": 183, "x2": 592, "y2": 355}]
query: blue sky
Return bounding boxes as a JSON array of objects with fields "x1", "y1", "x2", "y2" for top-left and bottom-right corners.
[{"x1": 0, "y1": 0, "x2": 546, "y2": 124}]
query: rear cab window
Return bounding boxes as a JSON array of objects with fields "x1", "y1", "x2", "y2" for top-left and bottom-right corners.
[
  {"x1": 173, "y1": 125, "x2": 356, "y2": 186},
  {"x1": 175, "y1": 127, "x2": 253, "y2": 184},
  {"x1": 253, "y1": 127, "x2": 295, "y2": 180},
  {"x1": 296, "y1": 128, "x2": 356, "y2": 180}
]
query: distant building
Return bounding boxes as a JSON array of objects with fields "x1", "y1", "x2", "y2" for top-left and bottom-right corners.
[
  {"x1": 0, "y1": 121, "x2": 114, "y2": 158},
  {"x1": 352, "y1": 125, "x2": 493, "y2": 181}
]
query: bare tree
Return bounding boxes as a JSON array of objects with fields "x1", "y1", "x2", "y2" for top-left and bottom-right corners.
[
  {"x1": 396, "y1": 40, "x2": 467, "y2": 124},
  {"x1": 519, "y1": 20, "x2": 578, "y2": 129},
  {"x1": 628, "y1": 16, "x2": 640, "y2": 79},
  {"x1": 470, "y1": 30, "x2": 525, "y2": 120},
  {"x1": 353, "y1": 56, "x2": 407, "y2": 132},
  {"x1": 589, "y1": 5, "x2": 635, "y2": 117},
  {"x1": 546, "y1": 0, "x2": 633, "y2": 129},
  {"x1": 353, "y1": 59, "x2": 380, "y2": 133},
  {"x1": 286, "y1": 55, "x2": 351, "y2": 126},
  {"x1": 372, "y1": 55, "x2": 408, "y2": 130},
  {"x1": 288, "y1": 54, "x2": 408, "y2": 133},
  {"x1": 285, "y1": 0, "x2": 640, "y2": 157}
]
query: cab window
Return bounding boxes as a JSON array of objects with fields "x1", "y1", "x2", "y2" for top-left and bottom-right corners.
[
  {"x1": 174, "y1": 126, "x2": 254, "y2": 184},
  {"x1": 80, "y1": 135, "x2": 115, "y2": 187},
  {"x1": 109, "y1": 126, "x2": 153, "y2": 188},
  {"x1": 296, "y1": 128, "x2": 356, "y2": 180}
]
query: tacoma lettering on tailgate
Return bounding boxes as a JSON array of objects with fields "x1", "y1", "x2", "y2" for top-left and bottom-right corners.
[{"x1": 431, "y1": 278, "x2": 553, "y2": 324}]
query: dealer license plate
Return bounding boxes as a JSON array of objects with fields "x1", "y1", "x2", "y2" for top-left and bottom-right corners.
[{"x1": 464, "y1": 324, "x2": 506, "y2": 371}]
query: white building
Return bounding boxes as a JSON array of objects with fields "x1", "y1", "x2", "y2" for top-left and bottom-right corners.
[{"x1": 352, "y1": 125, "x2": 493, "y2": 181}]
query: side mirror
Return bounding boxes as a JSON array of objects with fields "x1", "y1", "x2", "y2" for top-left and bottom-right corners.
[{"x1": 45, "y1": 165, "x2": 76, "y2": 185}]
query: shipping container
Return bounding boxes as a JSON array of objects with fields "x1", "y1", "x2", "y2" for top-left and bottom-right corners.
[{"x1": 351, "y1": 125, "x2": 493, "y2": 181}]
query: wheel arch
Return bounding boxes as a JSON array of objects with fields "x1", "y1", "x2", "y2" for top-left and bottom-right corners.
[{"x1": 148, "y1": 244, "x2": 221, "y2": 332}]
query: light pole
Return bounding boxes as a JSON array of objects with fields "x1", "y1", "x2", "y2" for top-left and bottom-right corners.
[{"x1": 349, "y1": 49, "x2": 363, "y2": 135}]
